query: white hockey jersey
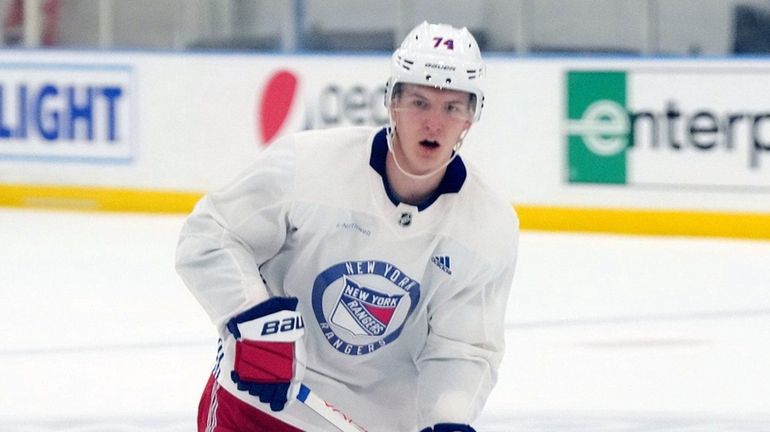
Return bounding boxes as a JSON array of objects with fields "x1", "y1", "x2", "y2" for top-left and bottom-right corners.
[{"x1": 176, "y1": 126, "x2": 519, "y2": 431}]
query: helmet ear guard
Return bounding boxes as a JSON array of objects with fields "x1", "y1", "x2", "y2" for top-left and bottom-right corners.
[{"x1": 384, "y1": 21, "x2": 486, "y2": 123}]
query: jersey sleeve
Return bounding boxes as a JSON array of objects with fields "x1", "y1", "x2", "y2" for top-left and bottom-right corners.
[
  {"x1": 416, "y1": 232, "x2": 519, "y2": 427},
  {"x1": 175, "y1": 135, "x2": 296, "y2": 329}
]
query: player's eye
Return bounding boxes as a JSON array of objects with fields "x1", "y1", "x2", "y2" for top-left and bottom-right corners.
[
  {"x1": 446, "y1": 103, "x2": 469, "y2": 118},
  {"x1": 410, "y1": 98, "x2": 427, "y2": 109}
]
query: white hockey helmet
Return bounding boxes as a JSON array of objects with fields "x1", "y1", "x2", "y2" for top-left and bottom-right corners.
[{"x1": 385, "y1": 21, "x2": 485, "y2": 122}]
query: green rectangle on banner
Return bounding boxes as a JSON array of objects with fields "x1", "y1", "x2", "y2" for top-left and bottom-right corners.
[{"x1": 566, "y1": 71, "x2": 629, "y2": 184}]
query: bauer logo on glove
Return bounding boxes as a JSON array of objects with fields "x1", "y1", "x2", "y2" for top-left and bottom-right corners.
[{"x1": 226, "y1": 296, "x2": 307, "y2": 411}]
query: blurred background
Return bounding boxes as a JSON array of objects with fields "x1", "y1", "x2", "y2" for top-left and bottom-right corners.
[{"x1": 2, "y1": 0, "x2": 770, "y2": 55}]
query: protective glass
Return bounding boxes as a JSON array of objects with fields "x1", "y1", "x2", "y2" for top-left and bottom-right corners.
[{"x1": 392, "y1": 92, "x2": 475, "y2": 123}]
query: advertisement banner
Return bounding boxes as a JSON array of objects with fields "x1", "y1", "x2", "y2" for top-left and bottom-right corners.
[
  {"x1": 0, "y1": 51, "x2": 768, "y2": 237},
  {"x1": 0, "y1": 62, "x2": 133, "y2": 163},
  {"x1": 565, "y1": 68, "x2": 770, "y2": 191}
]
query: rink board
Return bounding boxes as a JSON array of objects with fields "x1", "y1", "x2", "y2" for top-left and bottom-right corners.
[{"x1": 1, "y1": 50, "x2": 769, "y2": 238}]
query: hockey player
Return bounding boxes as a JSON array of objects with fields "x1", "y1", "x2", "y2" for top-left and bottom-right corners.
[{"x1": 176, "y1": 21, "x2": 519, "y2": 432}]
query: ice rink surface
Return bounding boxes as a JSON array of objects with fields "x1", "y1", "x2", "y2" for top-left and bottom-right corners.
[{"x1": 1, "y1": 208, "x2": 769, "y2": 431}]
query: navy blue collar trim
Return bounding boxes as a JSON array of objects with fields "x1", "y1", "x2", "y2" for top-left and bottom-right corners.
[{"x1": 369, "y1": 128, "x2": 466, "y2": 211}]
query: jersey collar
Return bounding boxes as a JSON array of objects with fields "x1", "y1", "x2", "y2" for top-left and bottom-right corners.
[{"x1": 369, "y1": 128, "x2": 466, "y2": 211}]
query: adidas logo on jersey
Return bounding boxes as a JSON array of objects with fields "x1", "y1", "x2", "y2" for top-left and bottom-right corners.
[{"x1": 431, "y1": 256, "x2": 452, "y2": 275}]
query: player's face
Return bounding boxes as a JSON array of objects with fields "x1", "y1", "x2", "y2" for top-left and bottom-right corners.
[{"x1": 390, "y1": 84, "x2": 473, "y2": 175}]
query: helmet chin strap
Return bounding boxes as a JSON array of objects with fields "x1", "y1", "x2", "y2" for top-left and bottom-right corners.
[{"x1": 385, "y1": 116, "x2": 468, "y2": 181}]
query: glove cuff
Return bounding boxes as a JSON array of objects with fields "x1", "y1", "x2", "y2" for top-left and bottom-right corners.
[{"x1": 227, "y1": 297, "x2": 300, "y2": 338}]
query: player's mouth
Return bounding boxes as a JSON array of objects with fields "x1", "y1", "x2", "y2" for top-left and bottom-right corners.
[{"x1": 419, "y1": 139, "x2": 440, "y2": 149}]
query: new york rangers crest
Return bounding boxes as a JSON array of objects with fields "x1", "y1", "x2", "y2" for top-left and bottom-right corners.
[
  {"x1": 332, "y1": 276, "x2": 403, "y2": 337},
  {"x1": 312, "y1": 260, "x2": 420, "y2": 356}
]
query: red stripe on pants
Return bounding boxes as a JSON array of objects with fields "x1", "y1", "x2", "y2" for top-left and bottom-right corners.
[{"x1": 197, "y1": 374, "x2": 303, "y2": 432}]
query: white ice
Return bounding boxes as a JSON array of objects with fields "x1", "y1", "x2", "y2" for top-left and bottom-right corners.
[{"x1": 1, "y1": 208, "x2": 769, "y2": 431}]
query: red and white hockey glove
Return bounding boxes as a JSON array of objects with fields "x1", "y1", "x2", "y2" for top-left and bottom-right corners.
[
  {"x1": 226, "y1": 296, "x2": 306, "y2": 411},
  {"x1": 420, "y1": 424, "x2": 476, "y2": 432}
]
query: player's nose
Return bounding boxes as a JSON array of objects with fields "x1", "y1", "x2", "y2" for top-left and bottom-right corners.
[{"x1": 422, "y1": 111, "x2": 444, "y2": 133}]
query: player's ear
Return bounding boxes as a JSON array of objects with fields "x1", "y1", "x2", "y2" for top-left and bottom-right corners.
[{"x1": 389, "y1": 102, "x2": 402, "y2": 125}]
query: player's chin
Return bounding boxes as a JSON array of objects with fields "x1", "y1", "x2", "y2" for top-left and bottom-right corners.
[{"x1": 413, "y1": 153, "x2": 449, "y2": 175}]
